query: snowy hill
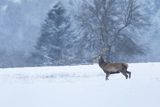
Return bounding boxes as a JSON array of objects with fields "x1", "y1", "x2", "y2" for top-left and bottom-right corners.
[{"x1": 0, "y1": 63, "x2": 160, "y2": 107}]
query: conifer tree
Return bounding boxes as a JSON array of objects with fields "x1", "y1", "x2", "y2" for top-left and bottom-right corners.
[{"x1": 34, "y1": 2, "x2": 71, "y2": 65}]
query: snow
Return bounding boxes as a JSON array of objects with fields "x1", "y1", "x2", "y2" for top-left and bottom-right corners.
[{"x1": 0, "y1": 63, "x2": 160, "y2": 107}]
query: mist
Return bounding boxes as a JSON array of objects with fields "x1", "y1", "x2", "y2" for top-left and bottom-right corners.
[{"x1": 0, "y1": 0, "x2": 160, "y2": 67}]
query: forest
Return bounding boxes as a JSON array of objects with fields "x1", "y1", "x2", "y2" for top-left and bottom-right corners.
[{"x1": 0, "y1": 0, "x2": 159, "y2": 67}]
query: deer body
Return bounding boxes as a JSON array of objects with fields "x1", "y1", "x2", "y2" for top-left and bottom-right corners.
[{"x1": 98, "y1": 56, "x2": 131, "y2": 80}]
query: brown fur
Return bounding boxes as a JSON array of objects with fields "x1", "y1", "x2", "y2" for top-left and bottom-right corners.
[{"x1": 98, "y1": 56, "x2": 131, "y2": 80}]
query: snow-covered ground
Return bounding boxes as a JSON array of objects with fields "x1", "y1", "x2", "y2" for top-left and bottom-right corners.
[{"x1": 0, "y1": 63, "x2": 160, "y2": 107}]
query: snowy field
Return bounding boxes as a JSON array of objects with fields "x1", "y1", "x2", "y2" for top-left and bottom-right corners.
[{"x1": 0, "y1": 63, "x2": 160, "y2": 107}]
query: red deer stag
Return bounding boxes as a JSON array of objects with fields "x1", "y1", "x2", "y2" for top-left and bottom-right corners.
[{"x1": 98, "y1": 56, "x2": 131, "y2": 80}]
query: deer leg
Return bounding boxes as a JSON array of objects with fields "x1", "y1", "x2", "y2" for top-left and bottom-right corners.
[
  {"x1": 126, "y1": 71, "x2": 131, "y2": 79},
  {"x1": 105, "y1": 72, "x2": 110, "y2": 80},
  {"x1": 121, "y1": 71, "x2": 128, "y2": 79}
]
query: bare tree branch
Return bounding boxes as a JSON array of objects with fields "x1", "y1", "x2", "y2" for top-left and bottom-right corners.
[{"x1": 76, "y1": 0, "x2": 148, "y2": 62}]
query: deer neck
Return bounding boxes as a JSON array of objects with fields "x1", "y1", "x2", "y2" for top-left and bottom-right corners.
[{"x1": 98, "y1": 57, "x2": 108, "y2": 68}]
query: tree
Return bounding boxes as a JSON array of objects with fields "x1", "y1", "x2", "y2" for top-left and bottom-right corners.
[
  {"x1": 33, "y1": 1, "x2": 72, "y2": 65},
  {"x1": 77, "y1": 0, "x2": 147, "y2": 62}
]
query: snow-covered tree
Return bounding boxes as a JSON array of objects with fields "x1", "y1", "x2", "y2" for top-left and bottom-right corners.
[
  {"x1": 77, "y1": 0, "x2": 147, "y2": 62},
  {"x1": 33, "y1": 1, "x2": 72, "y2": 65}
]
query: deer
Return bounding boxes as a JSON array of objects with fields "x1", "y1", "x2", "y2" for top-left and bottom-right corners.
[{"x1": 98, "y1": 55, "x2": 131, "y2": 80}]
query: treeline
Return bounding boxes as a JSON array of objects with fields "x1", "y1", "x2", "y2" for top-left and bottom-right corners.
[{"x1": 30, "y1": 0, "x2": 148, "y2": 66}]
